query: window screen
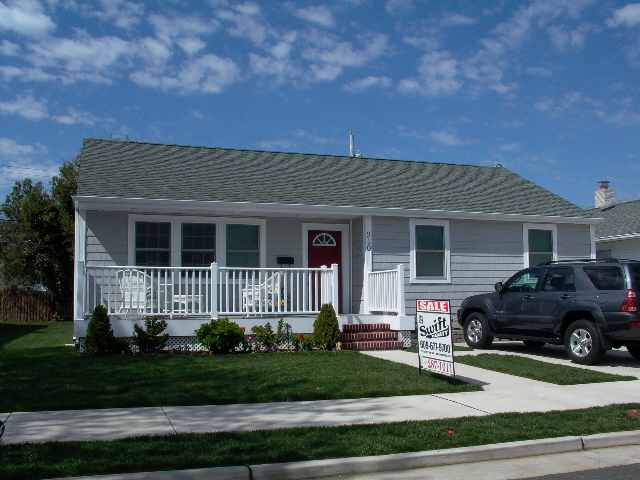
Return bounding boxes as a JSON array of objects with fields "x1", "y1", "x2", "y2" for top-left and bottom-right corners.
[
  {"x1": 182, "y1": 223, "x2": 216, "y2": 267},
  {"x1": 584, "y1": 266, "x2": 625, "y2": 290},
  {"x1": 135, "y1": 222, "x2": 171, "y2": 266},
  {"x1": 227, "y1": 224, "x2": 260, "y2": 267},
  {"x1": 528, "y1": 229, "x2": 553, "y2": 266},
  {"x1": 415, "y1": 224, "x2": 445, "y2": 277}
]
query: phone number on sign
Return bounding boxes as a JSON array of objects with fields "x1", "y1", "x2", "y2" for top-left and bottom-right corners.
[
  {"x1": 425, "y1": 358, "x2": 454, "y2": 376},
  {"x1": 420, "y1": 340, "x2": 451, "y2": 354}
]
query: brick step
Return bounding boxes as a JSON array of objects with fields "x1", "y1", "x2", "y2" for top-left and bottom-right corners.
[
  {"x1": 341, "y1": 331, "x2": 398, "y2": 342},
  {"x1": 341, "y1": 340, "x2": 404, "y2": 351},
  {"x1": 342, "y1": 323, "x2": 390, "y2": 333}
]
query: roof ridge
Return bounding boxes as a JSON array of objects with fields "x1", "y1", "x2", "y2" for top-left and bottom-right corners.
[{"x1": 83, "y1": 137, "x2": 504, "y2": 170}]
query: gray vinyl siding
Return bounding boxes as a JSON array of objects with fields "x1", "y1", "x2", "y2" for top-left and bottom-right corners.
[
  {"x1": 372, "y1": 218, "x2": 520, "y2": 317},
  {"x1": 597, "y1": 238, "x2": 640, "y2": 260},
  {"x1": 557, "y1": 224, "x2": 591, "y2": 260},
  {"x1": 85, "y1": 211, "x2": 128, "y2": 266},
  {"x1": 351, "y1": 217, "x2": 364, "y2": 313}
]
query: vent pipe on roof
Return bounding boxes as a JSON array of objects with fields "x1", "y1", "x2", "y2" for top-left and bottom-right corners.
[
  {"x1": 595, "y1": 180, "x2": 616, "y2": 208},
  {"x1": 348, "y1": 130, "x2": 361, "y2": 157}
]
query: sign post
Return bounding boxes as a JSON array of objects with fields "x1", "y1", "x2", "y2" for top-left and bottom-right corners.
[{"x1": 416, "y1": 299, "x2": 455, "y2": 378}]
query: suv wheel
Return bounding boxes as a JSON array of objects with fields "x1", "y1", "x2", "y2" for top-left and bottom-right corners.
[
  {"x1": 464, "y1": 312, "x2": 494, "y2": 349},
  {"x1": 564, "y1": 320, "x2": 605, "y2": 365},
  {"x1": 523, "y1": 340, "x2": 545, "y2": 349},
  {"x1": 627, "y1": 346, "x2": 640, "y2": 362}
]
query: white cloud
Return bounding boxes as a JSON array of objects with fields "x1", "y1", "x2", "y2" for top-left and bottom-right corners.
[
  {"x1": 385, "y1": 0, "x2": 415, "y2": 15},
  {"x1": 399, "y1": 50, "x2": 461, "y2": 96},
  {"x1": 249, "y1": 31, "x2": 301, "y2": 82},
  {"x1": 0, "y1": 137, "x2": 57, "y2": 187},
  {"x1": 0, "y1": 95, "x2": 48, "y2": 120},
  {"x1": 499, "y1": 142, "x2": 521, "y2": 153},
  {"x1": 0, "y1": 0, "x2": 56, "y2": 37},
  {"x1": 441, "y1": 13, "x2": 477, "y2": 27},
  {"x1": 344, "y1": 75, "x2": 392, "y2": 92},
  {"x1": 95, "y1": 0, "x2": 144, "y2": 29},
  {"x1": 130, "y1": 54, "x2": 240, "y2": 94},
  {"x1": 0, "y1": 40, "x2": 20, "y2": 56},
  {"x1": 52, "y1": 108, "x2": 98, "y2": 126},
  {"x1": 430, "y1": 130, "x2": 466, "y2": 146},
  {"x1": 177, "y1": 37, "x2": 207, "y2": 56},
  {"x1": 291, "y1": 5, "x2": 335, "y2": 28},
  {"x1": 608, "y1": 3, "x2": 640, "y2": 28},
  {"x1": 149, "y1": 13, "x2": 218, "y2": 42},
  {"x1": 548, "y1": 24, "x2": 592, "y2": 51},
  {"x1": 0, "y1": 65, "x2": 56, "y2": 82},
  {"x1": 216, "y1": 2, "x2": 269, "y2": 46}
]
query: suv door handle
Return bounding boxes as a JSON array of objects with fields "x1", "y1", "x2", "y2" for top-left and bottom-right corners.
[
  {"x1": 524, "y1": 295, "x2": 535, "y2": 300},
  {"x1": 560, "y1": 294, "x2": 572, "y2": 300}
]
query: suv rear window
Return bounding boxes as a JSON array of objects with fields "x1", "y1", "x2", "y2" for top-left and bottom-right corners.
[
  {"x1": 583, "y1": 266, "x2": 625, "y2": 290},
  {"x1": 627, "y1": 263, "x2": 640, "y2": 290}
]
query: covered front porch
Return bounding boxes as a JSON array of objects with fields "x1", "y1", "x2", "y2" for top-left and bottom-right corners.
[{"x1": 74, "y1": 210, "x2": 412, "y2": 342}]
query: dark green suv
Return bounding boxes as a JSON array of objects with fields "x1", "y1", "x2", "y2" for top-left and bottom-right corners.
[{"x1": 457, "y1": 259, "x2": 640, "y2": 365}]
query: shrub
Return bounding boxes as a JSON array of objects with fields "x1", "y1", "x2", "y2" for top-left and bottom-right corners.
[
  {"x1": 252, "y1": 322, "x2": 277, "y2": 352},
  {"x1": 275, "y1": 318, "x2": 297, "y2": 351},
  {"x1": 313, "y1": 304, "x2": 340, "y2": 351},
  {"x1": 195, "y1": 318, "x2": 244, "y2": 353},
  {"x1": 85, "y1": 305, "x2": 128, "y2": 354},
  {"x1": 298, "y1": 333, "x2": 315, "y2": 351},
  {"x1": 133, "y1": 316, "x2": 169, "y2": 353}
]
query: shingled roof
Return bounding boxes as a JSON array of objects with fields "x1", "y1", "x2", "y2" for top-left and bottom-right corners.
[
  {"x1": 77, "y1": 138, "x2": 595, "y2": 220},
  {"x1": 591, "y1": 200, "x2": 640, "y2": 239}
]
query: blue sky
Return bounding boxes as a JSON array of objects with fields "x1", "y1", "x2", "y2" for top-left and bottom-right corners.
[{"x1": 1, "y1": 0, "x2": 640, "y2": 208}]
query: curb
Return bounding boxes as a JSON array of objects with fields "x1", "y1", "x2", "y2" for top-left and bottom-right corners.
[{"x1": 48, "y1": 430, "x2": 640, "y2": 480}]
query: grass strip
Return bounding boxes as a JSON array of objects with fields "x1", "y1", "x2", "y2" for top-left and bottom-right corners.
[
  {"x1": 0, "y1": 322, "x2": 478, "y2": 412},
  {"x1": 457, "y1": 354, "x2": 637, "y2": 384},
  {"x1": 2, "y1": 404, "x2": 639, "y2": 480}
]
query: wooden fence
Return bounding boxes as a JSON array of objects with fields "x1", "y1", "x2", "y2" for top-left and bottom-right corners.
[{"x1": 0, "y1": 288, "x2": 58, "y2": 322}]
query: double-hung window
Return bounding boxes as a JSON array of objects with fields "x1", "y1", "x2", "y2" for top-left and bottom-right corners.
[
  {"x1": 227, "y1": 224, "x2": 260, "y2": 267},
  {"x1": 181, "y1": 223, "x2": 216, "y2": 267},
  {"x1": 410, "y1": 219, "x2": 450, "y2": 283},
  {"x1": 135, "y1": 222, "x2": 171, "y2": 266},
  {"x1": 525, "y1": 224, "x2": 556, "y2": 267}
]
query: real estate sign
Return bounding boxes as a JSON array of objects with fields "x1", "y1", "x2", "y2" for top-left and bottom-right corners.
[{"x1": 416, "y1": 299, "x2": 455, "y2": 378}]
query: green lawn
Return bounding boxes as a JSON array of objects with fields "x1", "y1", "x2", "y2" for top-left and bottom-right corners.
[
  {"x1": 0, "y1": 322, "x2": 478, "y2": 412},
  {"x1": 457, "y1": 354, "x2": 637, "y2": 384},
  {"x1": 2, "y1": 404, "x2": 639, "y2": 480}
]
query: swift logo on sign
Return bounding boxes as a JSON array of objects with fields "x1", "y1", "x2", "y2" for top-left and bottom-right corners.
[{"x1": 416, "y1": 299, "x2": 455, "y2": 378}]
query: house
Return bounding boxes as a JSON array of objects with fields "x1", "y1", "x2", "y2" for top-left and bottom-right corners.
[
  {"x1": 591, "y1": 181, "x2": 640, "y2": 260},
  {"x1": 73, "y1": 138, "x2": 600, "y2": 350}
]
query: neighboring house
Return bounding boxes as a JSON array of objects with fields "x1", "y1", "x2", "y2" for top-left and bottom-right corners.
[
  {"x1": 73, "y1": 139, "x2": 600, "y2": 349},
  {"x1": 591, "y1": 182, "x2": 640, "y2": 260}
]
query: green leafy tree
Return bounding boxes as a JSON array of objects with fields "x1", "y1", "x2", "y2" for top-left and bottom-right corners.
[
  {"x1": 313, "y1": 304, "x2": 340, "y2": 351},
  {"x1": 85, "y1": 305, "x2": 128, "y2": 354},
  {"x1": 0, "y1": 159, "x2": 78, "y2": 317}
]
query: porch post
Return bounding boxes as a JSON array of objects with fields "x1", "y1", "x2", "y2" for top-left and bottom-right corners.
[
  {"x1": 210, "y1": 262, "x2": 218, "y2": 319},
  {"x1": 331, "y1": 263, "x2": 339, "y2": 312},
  {"x1": 396, "y1": 264, "x2": 406, "y2": 316}
]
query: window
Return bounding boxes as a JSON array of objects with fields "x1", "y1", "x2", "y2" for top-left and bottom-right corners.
[
  {"x1": 410, "y1": 219, "x2": 450, "y2": 282},
  {"x1": 504, "y1": 269, "x2": 543, "y2": 293},
  {"x1": 227, "y1": 224, "x2": 260, "y2": 267},
  {"x1": 542, "y1": 268, "x2": 575, "y2": 292},
  {"x1": 524, "y1": 224, "x2": 556, "y2": 267},
  {"x1": 181, "y1": 223, "x2": 216, "y2": 267},
  {"x1": 584, "y1": 266, "x2": 625, "y2": 290},
  {"x1": 135, "y1": 222, "x2": 171, "y2": 266},
  {"x1": 312, "y1": 232, "x2": 337, "y2": 247}
]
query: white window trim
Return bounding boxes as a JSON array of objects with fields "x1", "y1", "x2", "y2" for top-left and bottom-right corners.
[
  {"x1": 301, "y1": 222, "x2": 351, "y2": 314},
  {"x1": 409, "y1": 219, "x2": 451, "y2": 284},
  {"x1": 523, "y1": 223, "x2": 558, "y2": 268},
  {"x1": 127, "y1": 214, "x2": 266, "y2": 267}
]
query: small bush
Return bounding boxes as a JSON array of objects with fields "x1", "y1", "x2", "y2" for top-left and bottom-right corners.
[
  {"x1": 85, "y1": 305, "x2": 129, "y2": 355},
  {"x1": 133, "y1": 316, "x2": 169, "y2": 353},
  {"x1": 252, "y1": 323, "x2": 277, "y2": 352},
  {"x1": 275, "y1": 318, "x2": 297, "y2": 351},
  {"x1": 298, "y1": 334, "x2": 315, "y2": 351},
  {"x1": 313, "y1": 304, "x2": 340, "y2": 351},
  {"x1": 195, "y1": 318, "x2": 244, "y2": 353}
]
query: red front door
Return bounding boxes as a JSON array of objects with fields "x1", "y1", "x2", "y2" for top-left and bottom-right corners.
[{"x1": 308, "y1": 230, "x2": 343, "y2": 312}]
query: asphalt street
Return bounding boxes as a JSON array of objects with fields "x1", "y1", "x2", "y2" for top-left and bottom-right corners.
[{"x1": 525, "y1": 463, "x2": 640, "y2": 480}]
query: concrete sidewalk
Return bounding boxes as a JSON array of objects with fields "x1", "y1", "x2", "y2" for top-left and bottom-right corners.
[{"x1": 2, "y1": 350, "x2": 640, "y2": 445}]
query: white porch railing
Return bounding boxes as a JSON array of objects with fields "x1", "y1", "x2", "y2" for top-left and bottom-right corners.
[
  {"x1": 81, "y1": 263, "x2": 339, "y2": 318},
  {"x1": 367, "y1": 264, "x2": 405, "y2": 315}
]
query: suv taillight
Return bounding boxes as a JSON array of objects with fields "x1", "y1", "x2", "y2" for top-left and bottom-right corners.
[{"x1": 621, "y1": 289, "x2": 638, "y2": 313}]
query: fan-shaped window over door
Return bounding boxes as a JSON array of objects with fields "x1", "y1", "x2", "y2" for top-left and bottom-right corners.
[{"x1": 312, "y1": 232, "x2": 337, "y2": 247}]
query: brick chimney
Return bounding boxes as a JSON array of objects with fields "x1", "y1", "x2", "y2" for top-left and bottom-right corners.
[{"x1": 595, "y1": 180, "x2": 616, "y2": 208}]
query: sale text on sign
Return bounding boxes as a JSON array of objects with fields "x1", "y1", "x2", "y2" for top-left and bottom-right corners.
[{"x1": 416, "y1": 299, "x2": 455, "y2": 378}]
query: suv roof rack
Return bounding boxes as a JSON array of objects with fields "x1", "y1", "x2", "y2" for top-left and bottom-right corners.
[{"x1": 544, "y1": 258, "x2": 622, "y2": 265}]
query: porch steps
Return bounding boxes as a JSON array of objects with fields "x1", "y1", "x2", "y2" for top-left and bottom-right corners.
[{"x1": 341, "y1": 323, "x2": 403, "y2": 351}]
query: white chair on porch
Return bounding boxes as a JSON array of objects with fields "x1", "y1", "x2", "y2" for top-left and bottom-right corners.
[
  {"x1": 241, "y1": 272, "x2": 282, "y2": 313},
  {"x1": 118, "y1": 269, "x2": 151, "y2": 316}
]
